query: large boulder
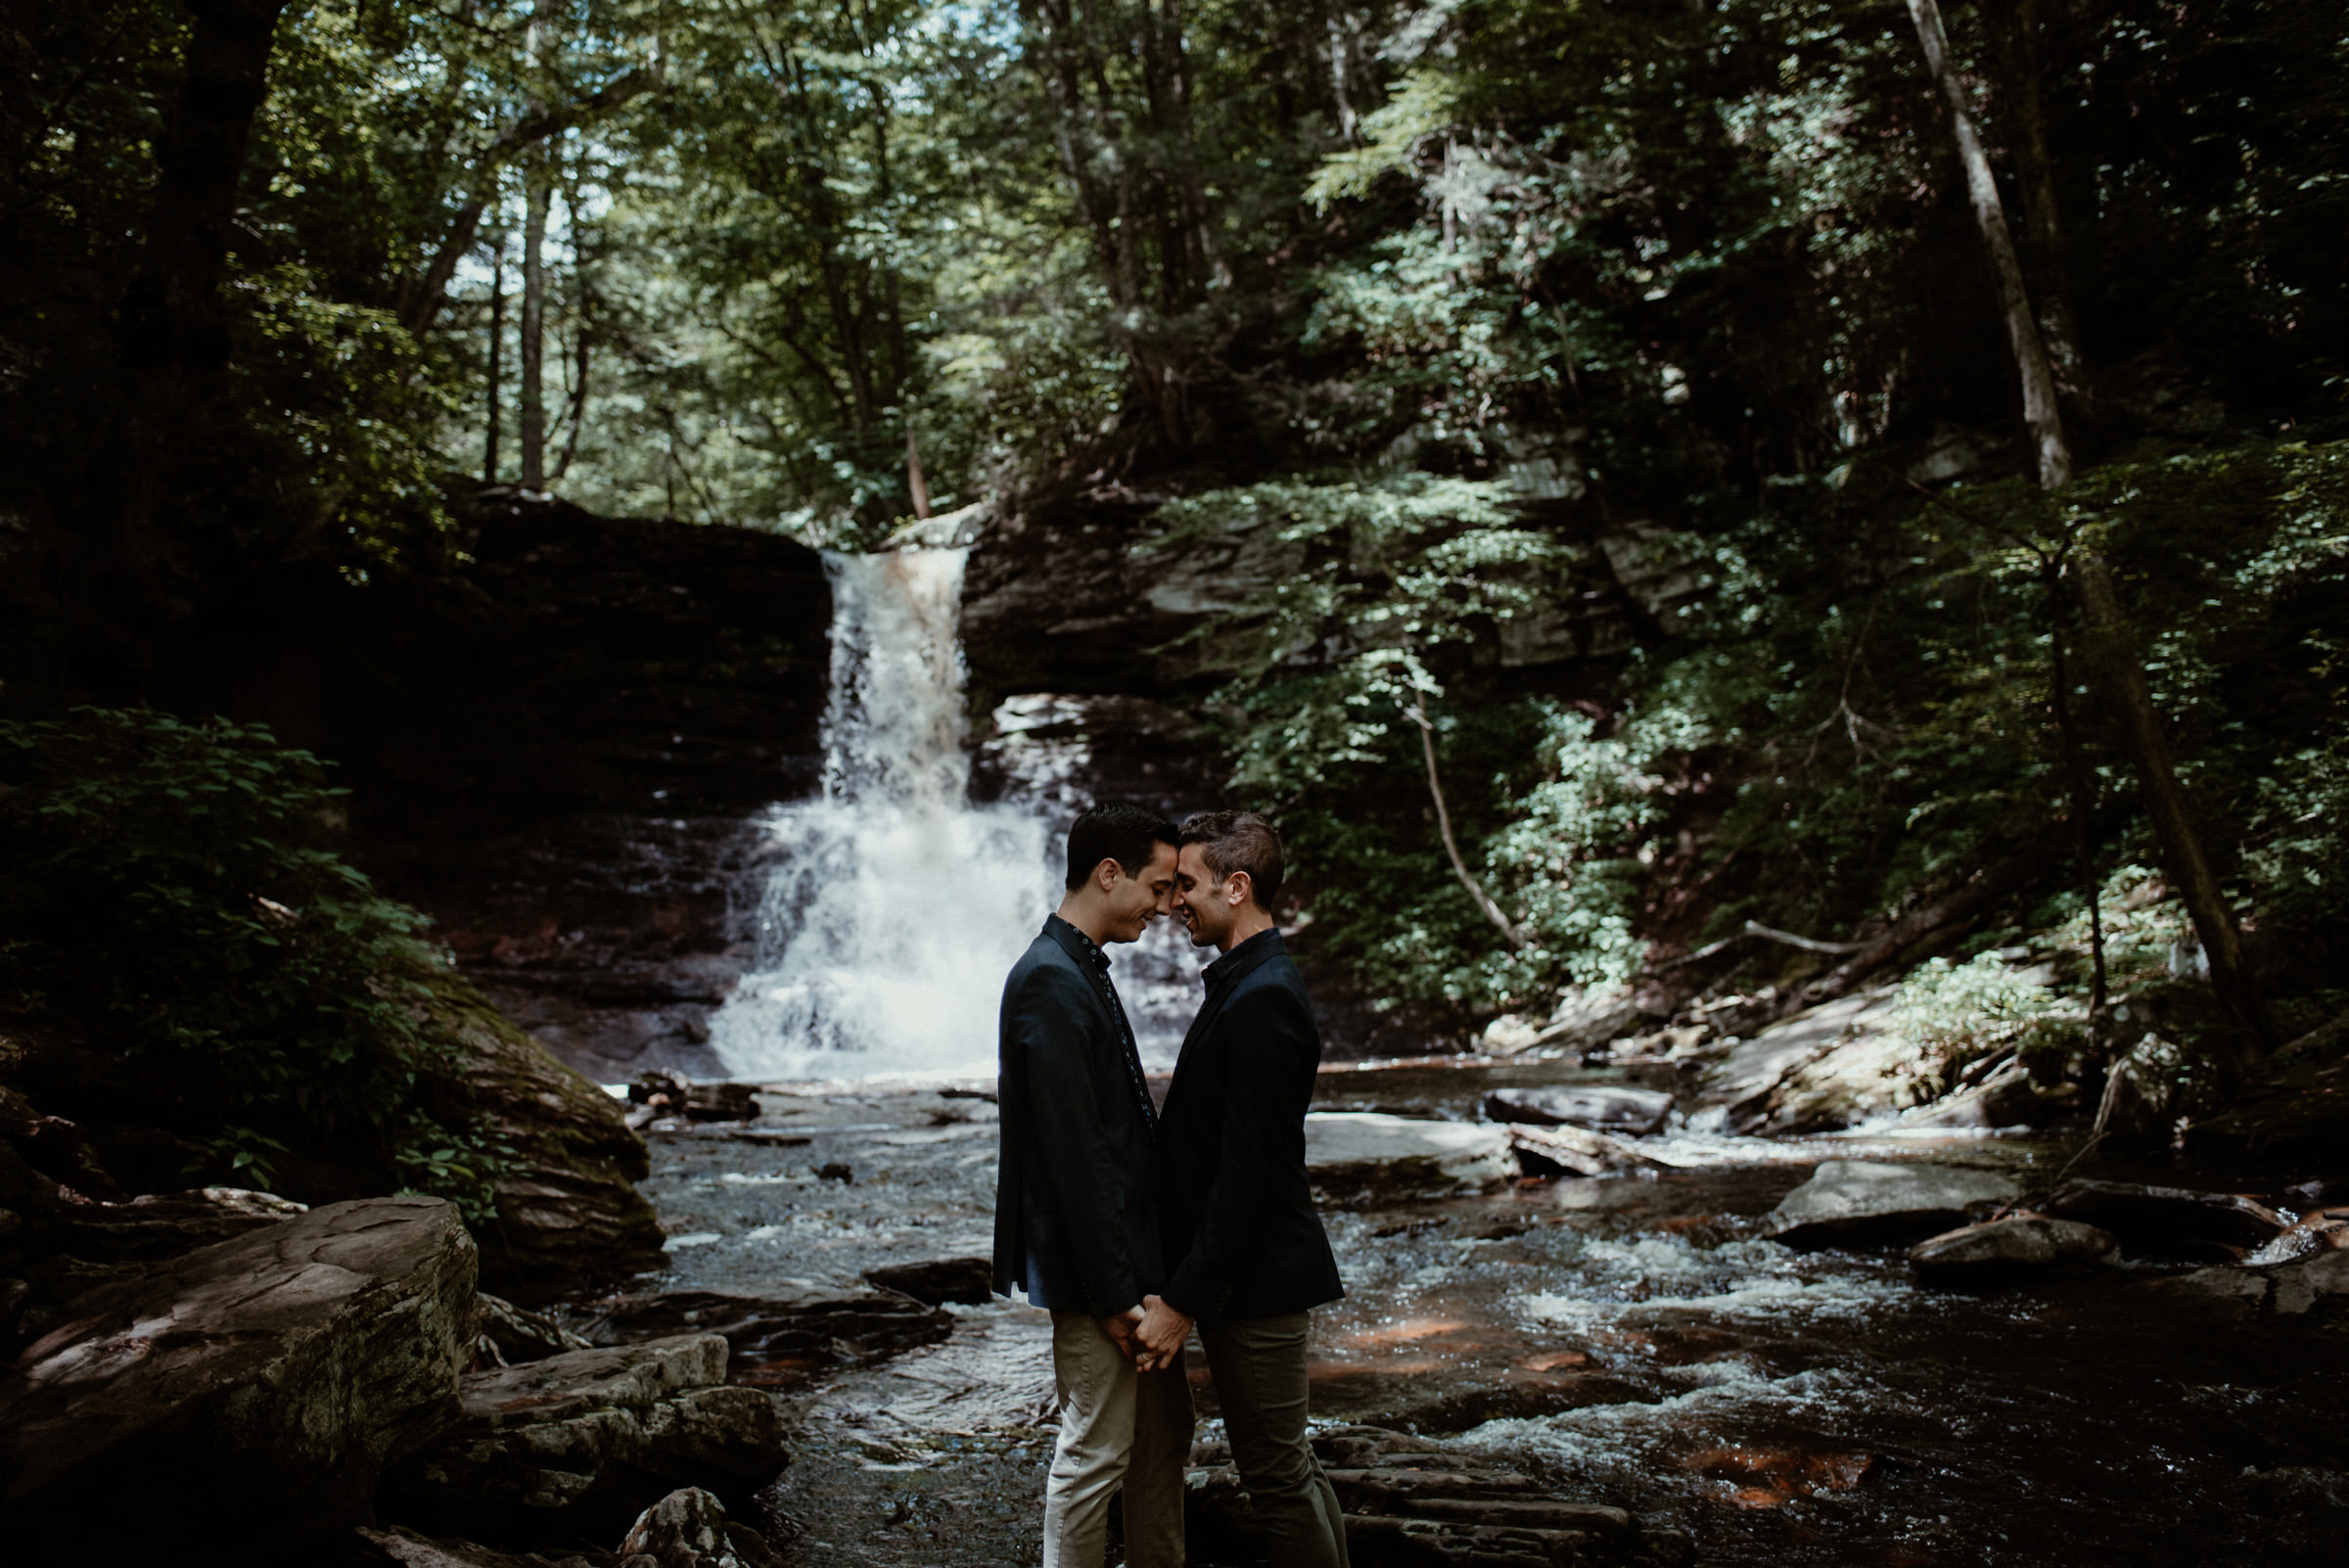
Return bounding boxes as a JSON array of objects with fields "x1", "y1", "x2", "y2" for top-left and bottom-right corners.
[
  {"x1": 1482, "y1": 1085, "x2": 1676, "y2": 1136},
  {"x1": 382, "y1": 1333, "x2": 785, "y2": 1543},
  {"x1": 1699, "y1": 990, "x2": 1917, "y2": 1133},
  {"x1": 615, "y1": 1486, "x2": 787, "y2": 1568},
  {"x1": 2039, "y1": 1178, "x2": 2288, "y2": 1258},
  {"x1": 1769, "y1": 1161, "x2": 2018, "y2": 1249},
  {"x1": 0, "y1": 1196, "x2": 476, "y2": 1568},
  {"x1": 423, "y1": 979, "x2": 668, "y2": 1302},
  {"x1": 1502, "y1": 1123, "x2": 1658, "y2": 1177},
  {"x1": 1306, "y1": 1113, "x2": 1518, "y2": 1204},
  {"x1": 1907, "y1": 1215, "x2": 2118, "y2": 1284}
]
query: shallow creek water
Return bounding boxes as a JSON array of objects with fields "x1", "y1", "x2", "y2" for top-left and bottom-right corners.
[{"x1": 624, "y1": 1059, "x2": 2349, "y2": 1566}]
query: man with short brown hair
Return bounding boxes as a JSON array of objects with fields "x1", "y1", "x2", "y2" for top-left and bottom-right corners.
[{"x1": 1134, "y1": 809, "x2": 1350, "y2": 1568}]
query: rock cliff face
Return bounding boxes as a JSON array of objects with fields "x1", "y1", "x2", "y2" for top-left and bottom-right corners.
[{"x1": 306, "y1": 498, "x2": 832, "y2": 1083}]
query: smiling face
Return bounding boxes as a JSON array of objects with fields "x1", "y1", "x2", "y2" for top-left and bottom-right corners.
[
  {"x1": 1099, "y1": 840, "x2": 1180, "y2": 945},
  {"x1": 1173, "y1": 842, "x2": 1245, "y2": 949}
]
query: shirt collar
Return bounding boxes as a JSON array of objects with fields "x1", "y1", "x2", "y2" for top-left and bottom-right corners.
[
  {"x1": 1045, "y1": 913, "x2": 1112, "y2": 972},
  {"x1": 1202, "y1": 926, "x2": 1282, "y2": 989}
]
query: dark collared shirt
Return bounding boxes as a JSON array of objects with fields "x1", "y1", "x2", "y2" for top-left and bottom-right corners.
[
  {"x1": 1046, "y1": 914, "x2": 1158, "y2": 1131},
  {"x1": 1025, "y1": 915, "x2": 1157, "y2": 1311},
  {"x1": 1202, "y1": 926, "x2": 1283, "y2": 993}
]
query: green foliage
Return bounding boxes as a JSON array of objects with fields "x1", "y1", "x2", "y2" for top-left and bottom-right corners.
[
  {"x1": 0, "y1": 710, "x2": 505, "y2": 1220},
  {"x1": 1897, "y1": 950, "x2": 2081, "y2": 1084}
]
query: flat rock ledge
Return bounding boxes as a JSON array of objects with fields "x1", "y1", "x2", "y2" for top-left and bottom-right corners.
[
  {"x1": 383, "y1": 1333, "x2": 785, "y2": 1544},
  {"x1": 1188, "y1": 1424, "x2": 1692, "y2": 1567},
  {"x1": 1770, "y1": 1160, "x2": 2019, "y2": 1250},
  {"x1": 0, "y1": 1195, "x2": 477, "y2": 1568},
  {"x1": 1307, "y1": 1113, "x2": 1519, "y2": 1203},
  {"x1": 568, "y1": 1287, "x2": 952, "y2": 1382}
]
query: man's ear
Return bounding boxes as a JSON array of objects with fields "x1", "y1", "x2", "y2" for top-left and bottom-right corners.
[
  {"x1": 1093, "y1": 856, "x2": 1123, "y2": 893},
  {"x1": 1225, "y1": 869, "x2": 1254, "y2": 908}
]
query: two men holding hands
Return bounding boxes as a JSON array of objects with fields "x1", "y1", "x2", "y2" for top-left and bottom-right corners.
[{"x1": 992, "y1": 804, "x2": 1350, "y2": 1568}]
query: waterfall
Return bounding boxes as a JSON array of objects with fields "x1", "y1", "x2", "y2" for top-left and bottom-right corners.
[{"x1": 707, "y1": 548, "x2": 1195, "y2": 1083}]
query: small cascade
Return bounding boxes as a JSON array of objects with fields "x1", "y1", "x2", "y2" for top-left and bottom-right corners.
[{"x1": 708, "y1": 548, "x2": 1196, "y2": 1082}]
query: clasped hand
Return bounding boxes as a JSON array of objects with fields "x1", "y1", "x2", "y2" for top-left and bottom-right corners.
[{"x1": 1100, "y1": 1293, "x2": 1191, "y2": 1372}]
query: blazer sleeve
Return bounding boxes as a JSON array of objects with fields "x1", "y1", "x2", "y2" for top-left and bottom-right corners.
[
  {"x1": 1009, "y1": 963, "x2": 1142, "y2": 1317},
  {"x1": 1159, "y1": 981, "x2": 1315, "y2": 1319}
]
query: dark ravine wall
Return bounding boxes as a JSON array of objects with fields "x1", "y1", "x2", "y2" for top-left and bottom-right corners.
[{"x1": 322, "y1": 497, "x2": 835, "y2": 1084}]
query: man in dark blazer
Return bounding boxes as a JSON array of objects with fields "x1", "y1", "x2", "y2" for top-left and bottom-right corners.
[
  {"x1": 1134, "y1": 809, "x2": 1350, "y2": 1568},
  {"x1": 992, "y1": 802, "x2": 1192, "y2": 1568}
]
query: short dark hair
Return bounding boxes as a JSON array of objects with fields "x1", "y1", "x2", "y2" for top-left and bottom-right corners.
[
  {"x1": 1178, "y1": 809, "x2": 1285, "y2": 911},
  {"x1": 1064, "y1": 803, "x2": 1180, "y2": 891}
]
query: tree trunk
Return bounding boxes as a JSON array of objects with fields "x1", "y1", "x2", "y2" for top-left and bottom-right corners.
[
  {"x1": 1904, "y1": 0, "x2": 2069, "y2": 487},
  {"x1": 2069, "y1": 551, "x2": 2269, "y2": 1064},
  {"x1": 905, "y1": 425, "x2": 932, "y2": 519},
  {"x1": 552, "y1": 277, "x2": 590, "y2": 482},
  {"x1": 484, "y1": 242, "x2": 505, "y2": 483},
  {"x1": 1982, "y1": 0, "x2": 2088, "y2": 392},
  {"x1": 398, "y1": 66, "x2": 656, "y2": 341},
  {"x1": 1907, "y1": 0, "x2": 2267, "y2": 1068},
  {"x1": 115, "y1": 0, "x2": 292, "y2": 563},
  {"x1": 2043, "y1": 597, "x2": 2108, "y2": 1019},
  {"x1": 519, "y1": 161, "x2": 549, "y2": 489}
]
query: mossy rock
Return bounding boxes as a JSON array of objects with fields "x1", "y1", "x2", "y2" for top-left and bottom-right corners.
[{"x1": 411, "y1": 971, "x2": 666, "y2": 1303}]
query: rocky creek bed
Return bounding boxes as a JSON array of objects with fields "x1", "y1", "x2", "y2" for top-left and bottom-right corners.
[{"x1": 610, "y1": 1058, "x2": 2349, "y2": 1568}]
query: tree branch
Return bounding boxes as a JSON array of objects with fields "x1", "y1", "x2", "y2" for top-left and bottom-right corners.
[{"x1": 1405, "y1": 704, "x2": 1526, "y2": 949}]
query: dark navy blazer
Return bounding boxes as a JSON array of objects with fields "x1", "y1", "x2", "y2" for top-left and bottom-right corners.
[
  {"x1": 990, "y1": 916, "x2": 1165, "y2": 1316},
  {"x1": 1155, "y1": 929, "x2": 1343, "y2": 1321}
]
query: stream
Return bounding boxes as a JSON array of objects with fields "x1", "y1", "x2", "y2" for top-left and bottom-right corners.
[{"x1": 621, "y1": 1055, "x2": 2349, "y2": 1568}]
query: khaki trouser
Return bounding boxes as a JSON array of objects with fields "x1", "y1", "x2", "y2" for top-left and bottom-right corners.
[
  {"x1": 1198, "y1": 1311, "x2": 1351, "y2": 1568},
  {"x1": 1043, "y1": 1312, "x2": 1194, "y2": 1568}
]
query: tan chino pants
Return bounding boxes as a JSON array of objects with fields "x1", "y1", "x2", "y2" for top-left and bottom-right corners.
[{"x1": 1042, "y1": 1311, "x2": 1194, "y2": 1568}]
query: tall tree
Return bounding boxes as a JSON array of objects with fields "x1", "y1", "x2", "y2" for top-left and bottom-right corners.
[{"x1": 1906, "y1": 0, "x2": 2271, "y2": 1063}]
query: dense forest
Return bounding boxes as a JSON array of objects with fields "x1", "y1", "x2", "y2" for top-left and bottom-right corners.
[{"x1": 4, "y1": 0, "x2": 2346, "y2": 1194}]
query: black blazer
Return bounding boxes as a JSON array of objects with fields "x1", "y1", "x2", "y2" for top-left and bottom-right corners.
[
  {"x1": 1156, "y1": 929, "x2": 1343, "y2": 1321},
  {"x1": 990, "y1": 916, "x2": 1165, "y2": 1316}
]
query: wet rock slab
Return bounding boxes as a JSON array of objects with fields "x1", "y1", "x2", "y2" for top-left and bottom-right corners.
[
  {"x1": 1483, "y1": 1086, "x2": 1675, "y2": 1137},
  {"x1": 0, "y1": 1196, "x2": 476, "y2": 1568},
  {"x1": 569, "y1": 1288, "x2": 952, "y2": 1382},
  {"x1": 1907, "y1": 1214, "x2": 2118, "y2": 1283},
  {"x1": 382, "y1": 1333, "x2": 784, "y2": 1544},
  {"x1": 862, "y1": 1255, "x2": 993, "y2": 1306},
  {"x1": 1187, "y1": 1425, "x2": 1691, "y2": 1567},
  {"x1": 1308, "y1": 1113, "x2": 1517, "y2": 1203},
  {"x1": 1768, "y1": 1159, "x2": 2018, "y2": 1249}
]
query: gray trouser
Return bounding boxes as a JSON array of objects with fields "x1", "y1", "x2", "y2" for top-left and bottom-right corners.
[
  {"x1": 1043, "y1": 1312, "x2": 1194, "y2": 1568},
  {"x1": 1198, "y1": 1311, "x2": 1351, "y2": 1568}
]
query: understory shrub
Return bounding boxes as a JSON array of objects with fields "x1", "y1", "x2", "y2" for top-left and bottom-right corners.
[{"x1": 0, "y1": 708, "x2": 508, "y2": 1218}]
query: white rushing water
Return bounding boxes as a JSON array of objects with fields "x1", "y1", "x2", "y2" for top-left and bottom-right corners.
[{"x1": 707, "y1": 547, "x2": 1198, "y2": 1082}]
